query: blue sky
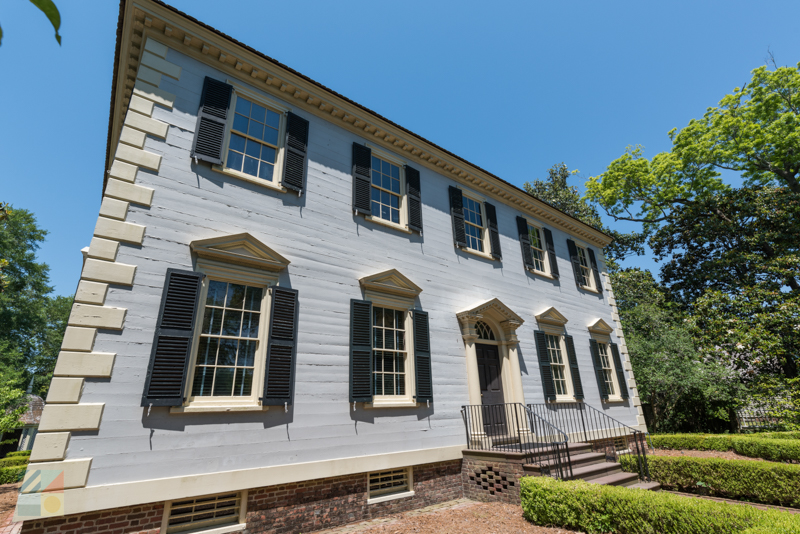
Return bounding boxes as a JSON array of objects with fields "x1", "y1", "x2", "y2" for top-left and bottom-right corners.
[{"x1": 2, "y1": 0, "x2": 798, "y2": 296}]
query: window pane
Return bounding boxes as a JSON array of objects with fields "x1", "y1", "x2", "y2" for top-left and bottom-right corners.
[
  {"x1": 226, "y1": 150, "x2": 243, "y2": 172},
  {"x1": 371, "y1": 200, "x2": 380, "y2": 217},
  {"x1": 229, "y1": 133, "x2": 246, "y2": 153},
  {"x1": 384, "y1": 373, "x2": 394, "y2": 395},
  {"x1": 382, "y1": 160, "x2": 390, "y2": 175},
  {"x1": 391, "y1": 178, "x2": 400, "y2": 194},
  {"x1": 191, "y1": 366, "x2": 213, "y2": 396},
  {"x1": 241, "y1": 312, "x2": 260, "y2": 338},
  {"x1": 396, "y1": 330, "x2": 405, "y2": 351},
  {"x1": 384, "y1": 309, "x2": 395, "y2": 329},
  {"x1": 233, "y1": 368, "x2": 253, "y2": 396},
  {"x1": 207, "y1": 281, "x2": 228, "y2": 307},
  {"x1": 237, "y1": 340, "x2": 256, "y2": 367},
  {"x1": 382, "y1": 174, "x2": 391, "y2": 191},
  {"x1": 373, "y1": 324, "x2": 383, "y2": 348},
  {"x1": 266, "y1": 110, "x2": 280, "y2": 129},
  {"x1": 258, "y1": 163, "x2": 273, "y2": 182},
  {"x1": 261, "y1": 145, "x2": 276, "y2": 163},
  {"x1": 248, "y1": 121, "x2": 264, "y2": 141},
  {"x1": 381, "y1": 190, "x2": 390, "y2": 205},
  {"x1": 396, "y1": 353, "x2": 405, "y2": 372},
  {"x1": 390, "y1": 195, "x2": 399, "y2": 209},
  {"x1": 371, "y1": 187, "x2": 381, "y2": 202},
  {"x1": 244, "y1": 287, "x2": 262, "y2": 311},
  {"x1": 222, "y1": 311, "x2": 243, "y2": 337},
  {"x1": 397, "y1": 373, "x2": 405, "y2": 395},
  {"x1": 250, "y1": 103, "x2": 266, "y2": 123},
  {"x1": 232, "y1": 113, "x2": 249, "y2": 134},
  {"x1": 373, "y1": 307, "x2": 383, "y2": 327},
  {"x1": 227, "y1": 284, "x2": 246, "y2": 308},
  {"x1": 245, "y1": 139, "x2": 261, "y2": 159},
  {"x1": 213, "y1": 368, "x2": 235, "y2": 396},
  {"x1": 372, "y1": 156, "x2": 381, "y2": 171},
  {"x1": 217, "y1": 339, "x2": 238, "y2": 366},
  {"x1": 243, "y1": 157, "x2": 259, "y2": 177},
  {"x1": 235, "y1": 98, "x2": 251, "y2": 116},
  {"x1": 384, "y1": 329, "x2": 395, "y2": 350},
  {"x1": 381, "y1": 204, "x2": 389, "y2": 221},
  {"x1": 263, "y1": 127, "x2": 279, "y2": 146},
  {"x1": 202, "y1": 307, "x2": 223, "y2": 335},
  {"x1": 196, "y1": 338, "x2": 218, "y2": 366},
  {"x1": 390, "y1": 165, "x2": 399, "y2": 179}
]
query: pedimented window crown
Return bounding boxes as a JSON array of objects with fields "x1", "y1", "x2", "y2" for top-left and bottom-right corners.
[
  {"x1": 359, "y1": 269, "x2": 423, "y2": 299},
  {"x1": 588, "y1": 318, "x2": 614, "y2": 335},
  {"x1": 190, "y1": 233, "x2": 290, "y2": 271},
  {"x1": 535, "y1": 307, "x2": 569, "y2": 327}
]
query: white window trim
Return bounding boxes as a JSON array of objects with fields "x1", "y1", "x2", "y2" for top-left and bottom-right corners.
[
  {"x1": 367, "y1": 306, "x2": 417, "y2": 408},
  {"x1": 573, "y1": 240, "x2": 599, "y2": 293},
  {"x1": 161, "y1": 490, "x2": 247, "y2": 534},
  {"x1": 524, "y1": 219, "x2": 552, "y2": 278},
  {"x1": 367, "y1": 467, "x2": 414, "y2": 504},
  {"x1": 461, "y1": 192, "x2": 489, "y2": 255},
  {"x1": 592, "y1": 333, "x2": 623, "y2": 402},
  {"x1": 213, "y1": 81, "x2": 290, "y2": 192},
  {"x1": 173, "y1": 260, "x2": 276, "y2": 413},
  {"x1": 364, "y1": 144, "x2": 410, "y2": 232}
]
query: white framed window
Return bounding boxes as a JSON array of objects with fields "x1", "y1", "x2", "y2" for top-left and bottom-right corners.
[
  {"x1": 576, "y1": 245, "x2": 593, "y2": 289},
  {"x1": 162, "y1": 491, "x2": 247, "y2": 534},
  {"x1": 462, "y1": 195, "x2": 486, "y2": 252},
  {"x1": 370, "y1": 155, "x2": 403, "y2": 225},
  {"x1": 545, "y1": 334, "x2": 572, "y2": 398},
  {"x1": 372, "y1": 306, "x2": 411, "y2": 399},
  {"x1": 527, "y1": 224, "x2": 548, "y2": 274},
  {"x1": 368, "y1": 468, "x2": 413, "y2": 503},
  {"x1": 596, "y1": 341, "x2": 619, "y2": 398}
]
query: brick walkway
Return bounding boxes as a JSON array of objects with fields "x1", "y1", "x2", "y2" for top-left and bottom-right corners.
[{"x1": 314, "y1": 498, "x2": 477, "y2": 533}]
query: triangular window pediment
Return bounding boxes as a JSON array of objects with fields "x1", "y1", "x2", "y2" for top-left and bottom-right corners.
[
  {"x1": 535, "y1": 306, "x2": 568, "y2": 326},
  {"x1": 359, "y1": 269, "x2": 422, "y2": 298},
  {"x1": 456, "y1": 298, "x2": 524, "y2": 327},
  {"x1": 588, "y1": 318, "x2": 614, "y2": 335},
  {"x1": 190, "y1": 233, "x2": 290, "y2": 272}
]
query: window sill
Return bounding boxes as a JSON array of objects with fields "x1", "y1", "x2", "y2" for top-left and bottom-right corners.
[
  {"x1": 549, "y1": 398, "x2": 578, "y2": 404},
  {"x1": 367, "y1": 490, "x2": 415, "y2": 505},
  {"x1": 365, "y1": 399, "x2": 419, "y2": 409},
  {"x1": 212, "y1": 165, "x2": 287, "y2": 193},
  {"x1": 603, "y1": 397, "x2": 626, "y2": 404},
  {"x1": 460, "y1": 247, "x2": 497, "y2": 262},
  {"x1": 170, "y1": 404, "x2": 268, "y2": 414},
  {"x1": 580, "y1": 285, "x2": 601, "y2": 294},
  {"x1": 528, "y1": 269, "x2": 555, "y2": 280},
  {"x1": 179, "y1": 522, "x2": 247, "y2": 534},
  {"x1": 364, "y1": 215, "x2": 412, "y2": 234}
]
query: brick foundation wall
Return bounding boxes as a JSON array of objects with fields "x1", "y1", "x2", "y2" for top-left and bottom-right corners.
[
  {"x1": 461, "y1": 450, "x2": 527, "y2": 503},
  {"x1": 21, "y1": 460, "x2": 462, "y2": 534}
]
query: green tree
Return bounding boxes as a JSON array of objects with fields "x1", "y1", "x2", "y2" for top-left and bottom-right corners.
[
  {"x1": 524, "y1": 163, "x2": 645, "y2": 268},
  {"x1": 0, "y1": 206, "x2": 72, "y2": 396},
  {"x1": 585, "y1": 63, "x2": 800, "y2": 231},
  {"x1": 0, "y1": 0, "x2": 61, "y2": 46}
]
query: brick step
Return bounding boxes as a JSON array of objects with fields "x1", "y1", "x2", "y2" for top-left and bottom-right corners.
[
  {"x1": 585, "y1": 471, "x2": 640, "y2": 487},
  {"x1": 627, "y1": 481, "x2": 662, "y2": 491},
  {"x1": 567, "y1": 461, "x2": 623, "y2": 481}
]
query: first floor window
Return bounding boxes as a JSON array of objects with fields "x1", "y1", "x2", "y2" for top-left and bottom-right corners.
[
  {"x1": 369, "y1": 468, "x2": 411, "y2": 498},
  {"x1": 597, "y1": 342, "x2": 616, "y2": 396},
  {"x1": 373, "y1": 306, "x2": 407, "y2": 396},
  {"x1": 546, "y1": 334, "x2": 568, "y2": 396},
  {"x1": 371, "y1": 156, "x2": 402, "y2": 224},
  {"x1": 191, "y1": 280, "x2": 264, "y2": 398},
  {"x1": 165, "y1": 492, "x2": 243, "y2": 534},
  {"x1": 576, "y1": 246, "x2": 592, "y2": 287},
  {"x1": 226, "y1": 96, "x2": 282, "y2": 181},
  {"x1": 527, "y1": 225, "x2": 546, "y2": 272},
  {"x1": 463, "y1": 196, "x2": 485, "y2": 252}
]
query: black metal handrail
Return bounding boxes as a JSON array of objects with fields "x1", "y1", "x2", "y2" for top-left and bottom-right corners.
[
  {"x1": 461, "y1": 403, "x2": 573, "y2": 480},
  {"x1": 528, "y1": 402, "x2": 651, "y2": 482}
]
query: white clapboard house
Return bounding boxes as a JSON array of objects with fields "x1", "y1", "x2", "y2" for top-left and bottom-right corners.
[{"x1": 18, "y1": 1, "x2": 649, "y2": 532}]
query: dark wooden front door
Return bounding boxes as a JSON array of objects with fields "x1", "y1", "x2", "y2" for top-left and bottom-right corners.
[{"x1": 477, "y1": 343, "x2": 506, "y2": 436}]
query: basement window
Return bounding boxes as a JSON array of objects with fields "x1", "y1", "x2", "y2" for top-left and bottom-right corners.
[
  {"x1": 368, "y1": 468, "x2": 414, "y2": 504},
  {"x1": 164, "y1": 491, "x2": 246, "y2": 534}
]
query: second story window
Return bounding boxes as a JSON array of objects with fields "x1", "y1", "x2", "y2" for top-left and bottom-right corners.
[
  {"x1": 371, "y1": 156, "x2": 402, "y2": 224},
  {"x1": 576, "y1": 246, "x2": 592, "y2": 287},
  {"x1": 528, "y1": 225, "x2": 546, "y2": 272},
  {"x1": 226, "y1": 97, "x2": 282, "y2": 182},
  {"x1": 462, "y1": 196, "x2": 485, "y2": 252}
]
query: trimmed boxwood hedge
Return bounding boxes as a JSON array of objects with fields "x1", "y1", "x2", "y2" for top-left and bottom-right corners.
[
  {"x1": 0, "y1": 465, "x2": 26, "y2": 485},
  {"x1": 651, "y1": 434, "x2": 800, "y2": 462},
  {"x1": 520, "y1": 476, "x2": 800, "y2": 534},
  {"x1": 0, "y1": 456, "x2": 29, "y2": 467},
  {"x1": 6, "y1": 450, "x2": 32, "y2": 457},
  {"x1": 620, "y1": 455, "x2": 800, "y2": 507}
]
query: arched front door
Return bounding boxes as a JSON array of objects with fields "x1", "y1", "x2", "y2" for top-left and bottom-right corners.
[{"x1": 477, "y1": 343, "x2": 506, "y2": 435}]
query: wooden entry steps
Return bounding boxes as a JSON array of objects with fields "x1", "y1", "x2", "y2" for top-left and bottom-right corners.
[{"x1": 522, "y1": 442, "x2": 661, "y2": 491}]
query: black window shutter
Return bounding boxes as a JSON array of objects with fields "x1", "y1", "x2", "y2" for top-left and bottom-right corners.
[
  {"x1": 448, "y1": 186, "x2": 467, "y2": 247},
  {"x1": 191, "y1": 77, "x2": 233, "y2": 165},
  {"x1": 405, "y1": 165, "x2": 423, "y2": 233},
  {"x1": 281, "y1": 112, "x2": 309, "y2": 195},
  {"x1": 350, "y1": 299, "x2": 373, "y2": 402},
  {"x1": 352, "y1": 143, "x2": 372, "y2": 215},
  {"x1": 567, "y1": 239, "x2": 582, "y2": 288},
  {"x1": 589, "y1": 339, "x2": 610, "y2": 401},
  {"x1": 564, "y1": 335, "x2": 584, "y2": 400},
  {"x1": 587, "y1": 248, "x2": 603, "y2": 292},
  {"x1": 141, "y1": 269, "x2": 204, "y2": 407},
  {"x1": 543, "y1": 228, "x2": 559, "y2": 279},
  {"x1": 516, "y1": 216, "x2": 535, "y2": 270},
  {"x1": 413, "y1": 310, "x2": 433, "y2": 403},
  {"x1": 262, "y1": 287, "x2": 299, "y2": 405},
  {"x1": 534, "y1": 330, "x2": 556, "y2": 401},
  {"x1": 484, "y1": 202, "x2": 502, "y2": 260},
  {"x1": 610, "y1": 343, "x2": 629, "y2": 399}
]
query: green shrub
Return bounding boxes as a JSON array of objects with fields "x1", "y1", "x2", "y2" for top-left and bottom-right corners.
[
  {"x1": 620, "y1": 455, "x2": 800, "y2": 507},
  {"x1": 651, "y1": 433, "x2": 800, "y2": 462},
  {"x1": 6, "y1": 450, "x2": 32, "y2": 457},
  {"x1": 0, "y1": 465, "x2": 26, "y2": 485},
  {"x1": 520, "y1": 476, "x2": 800, "y2": 534},
  {"x1": 759, "y1": 431, "x2": 800, "y2": 440},
  {"x1": 0, "y1": 456, "x2": 29, "y2": 467}
]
